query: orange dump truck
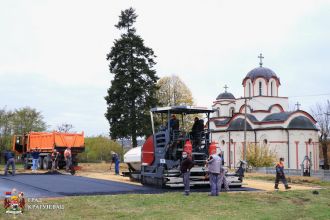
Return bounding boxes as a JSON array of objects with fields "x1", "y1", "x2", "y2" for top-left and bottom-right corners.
[{"x1": 12, "y1": 132, "x2": 85, "y2": 169}]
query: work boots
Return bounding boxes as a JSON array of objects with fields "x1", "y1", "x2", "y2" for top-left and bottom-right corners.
[
  {"x1": 274, "y1": 184, "x2": 279, "y2": 190},
  {"x1": 285, "y1": 185, "x2": 291, "y2": 190}
]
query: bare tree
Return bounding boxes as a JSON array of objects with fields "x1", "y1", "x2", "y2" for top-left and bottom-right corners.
[
  {"x1": 311, "y1": 100, "x2": 330, "y2": 169},
  {"x1": 156, "y1": 75, "x2": 201, "y2": 131},
  {"x1": 57, "y1": 123, "x2": 74, "y2": 133},
  {"x1": 156, "y1": 75, "x2": 194, "y2": 106}
]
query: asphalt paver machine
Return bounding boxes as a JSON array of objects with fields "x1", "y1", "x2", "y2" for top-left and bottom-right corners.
[{"x1": 140, "y1": 106, "x2": 244, "y2": 188}]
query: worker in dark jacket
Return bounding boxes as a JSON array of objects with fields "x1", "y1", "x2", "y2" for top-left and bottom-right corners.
[
  {"x1": 31, "y1": 148, "x2": 40, "y2": 172},
  {"x1": 169, "y1": 115, "x2": 180, "y2": 131},
  {"x1": 275, "y1": 158, "x2": 291, "y2": 190},
  {"x1": 191, "y1": 117, "x2": 204, "y2": 149},
  {"x1": 4, "y1": 150, "x2": 16, "y2": 176},
  {"x1": 180, "y1": 151, "x2": 194, "y2": 195},
  {"x1": 110, "y1": 151, "x2": 120, "y2": 175}
]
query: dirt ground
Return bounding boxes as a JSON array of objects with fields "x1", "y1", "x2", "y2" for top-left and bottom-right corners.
[
  {"x1": 74, "y1": 162, "x2": 142, "y2": 185},
  {"x1": 243, "y1": 179, "x2": 319, "y2": 191},
  {"x1": 2, "y1": 162, "x2": 321, "y2": 191}
]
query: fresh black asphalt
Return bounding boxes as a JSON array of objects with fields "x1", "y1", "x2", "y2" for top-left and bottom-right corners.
[{"x1": 0, "y1": 173, "x2": 260, "y2": 198}]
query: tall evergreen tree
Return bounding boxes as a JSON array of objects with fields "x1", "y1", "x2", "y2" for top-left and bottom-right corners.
[{"x1": 105, "y1": 8, "x2": 159, "y2": 147}]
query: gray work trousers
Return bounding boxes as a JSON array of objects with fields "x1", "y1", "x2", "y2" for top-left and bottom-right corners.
[
  {"x1": 183, "y1": 171, "x2": 190, "y2": 194},
  {"x1": 65, "y1": 157, "x2": 72, "y2": 171},
  {"x1": 51, "y1": 160, "x2": 58, "y2": 172},
  {"x1": 209, "y1": 173, "x2": 221, "y2": 196},
  {"x1": 4, "y1": 158, "x2": 16, "y2": 176},
  {"x1": 219, "y1": 172, "x2": 230, "y2": 191}
]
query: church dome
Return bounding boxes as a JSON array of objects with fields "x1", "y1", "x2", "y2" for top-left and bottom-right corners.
[
  {"x1": 245, "y1": 67, "x2": 279, "y2": 82},
  {"x1": 216, "y1": 92, "x2": 235, "y2": 100},
  {"x1": 227, "y1": 118, "x2": 252, "y2": 131},
  {"x1": 288, "y1": 116, "x2": 317, "y2": 130}
]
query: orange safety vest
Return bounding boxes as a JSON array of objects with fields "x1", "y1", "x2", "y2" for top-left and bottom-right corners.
[{"x1": 276, "y1": 162, "x2": 284, "y2": 168}]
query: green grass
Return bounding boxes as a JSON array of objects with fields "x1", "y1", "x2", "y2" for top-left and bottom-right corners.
[
  {"x1": 1, "y1": 170, "x2": 329, "y2": 219},
  {"x1": 1, "y1": 189, "x2": 330, "y2": 220}
]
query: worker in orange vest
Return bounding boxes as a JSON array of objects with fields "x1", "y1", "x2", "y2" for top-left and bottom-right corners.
[
  {"x1": 64, "y1": 147, "x2": 72, "y2": 172},
  {"x1": 275, "y1": 158, "x2": 291, "y2": 190}
]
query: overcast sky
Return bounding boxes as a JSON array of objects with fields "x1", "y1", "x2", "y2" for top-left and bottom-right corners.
[{"x1": 1, "y1": 0, "x2": 329, "y2": 136}]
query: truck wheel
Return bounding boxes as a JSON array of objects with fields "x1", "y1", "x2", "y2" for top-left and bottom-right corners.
[
  {"x1": 38, "y1": 157, "x2": 44, "y2": 169},
  {"x1": 43, "y1": 156, "x2": 50, "y2": 170}
]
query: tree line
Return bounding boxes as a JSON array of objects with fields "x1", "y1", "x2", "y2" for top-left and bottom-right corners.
[{"x1": 0, "y1": 107, "x2": 47, "y2": 152}]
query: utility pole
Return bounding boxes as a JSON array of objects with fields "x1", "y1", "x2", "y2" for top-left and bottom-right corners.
[{"x1": 243, "y1": 96, "x2": 252, "y2": 161}]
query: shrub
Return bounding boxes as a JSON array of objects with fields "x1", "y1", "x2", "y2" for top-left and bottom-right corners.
[
  {"x1": 78, "y1": 136, "x2": 122, "y2": 163},
  {"x1": 245, "y1": 143, "x2": 277, "y2": 167}
]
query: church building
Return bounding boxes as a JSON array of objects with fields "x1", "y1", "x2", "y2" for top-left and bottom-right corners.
[{"x1": 209, "y1": 54, "x2": 319, "y2": 170}]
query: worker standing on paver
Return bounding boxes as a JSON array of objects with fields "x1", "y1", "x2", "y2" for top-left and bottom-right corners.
[
  {"x1": 4, "y1": 150, "x2": 16, "y2": 176},
  {"x1": 275, "y1": 157, "x2": 291, "y2": 190},
  {"x1": 180, "y1": 151, "x2": 194, "y2": 196},
  {"x1": 206, "y1": 149, "x2": 221, "y2": 196},
  {"x1": 31, "y1": 148, "x2": 40, "y2": 172},
  {"x1": 110, "y1": 151, "x2": 120, "y2": 175},
  {"x1": 64, "y1": 147, "x2": 72, "y2": 172}
]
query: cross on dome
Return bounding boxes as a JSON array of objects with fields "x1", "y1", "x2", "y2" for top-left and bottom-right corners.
[
  {"x1": 258, "y1": 53, "x2": 264, "y2": 67},
  {"x1": 224, "y1": 84, "x2": 229, "y2": 92}
]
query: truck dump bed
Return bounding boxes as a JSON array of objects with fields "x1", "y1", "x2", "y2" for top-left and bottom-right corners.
[
  {"x1": 28, "y1": 132, "x2": 84, "y2": 152},
  {"x1": 13, "y1": 131, "x2": 85, "y2": 154}
]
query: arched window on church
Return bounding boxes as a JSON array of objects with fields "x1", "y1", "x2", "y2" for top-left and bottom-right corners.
[
  {"x1": 263, "y1": 139, "x2": 268, "y2": 145},
  {"x1": 270, "y1": 81, "x2": 273, "y2": 96},
  {"x1": 229, "y1": 107, "x2": 235, "y2": 117},
  {"x1": 217, "y1": 108, "x2": 220, "y2": 117},
  {"x1": 249, "y1": 82, "x2": 252, "y2": 97},
  {"x1": 259, "y1": 81, "x2": 262, "y2": 96}
]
